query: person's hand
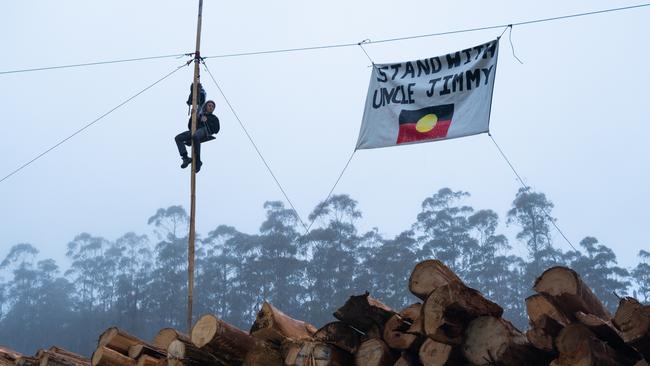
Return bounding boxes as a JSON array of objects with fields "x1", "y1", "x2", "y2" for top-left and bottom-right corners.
[{"x1": 201, "y1": 116, "x2": 207, "y2": 122}]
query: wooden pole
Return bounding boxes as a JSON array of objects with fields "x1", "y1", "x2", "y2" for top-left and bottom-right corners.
[{"x1": 188, "y1": 0, "x2": 204, "y2": 335}]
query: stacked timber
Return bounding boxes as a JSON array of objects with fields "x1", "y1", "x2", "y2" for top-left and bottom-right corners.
[
  {"x1": 526, "y1": 266, "x2": 650, "y2": 365},
  {"x1": 10, "y1": 347, "x2": 88, "y2": 366},
  {"x1": 91, "y1": 328, "x2": 166, "y2": 366},
  {"x1": 0, "y1": 346, "x2": 22, "y2": 366},
  {"x1": 13, "y1": 260, "x2": 650, "y2": 365}
]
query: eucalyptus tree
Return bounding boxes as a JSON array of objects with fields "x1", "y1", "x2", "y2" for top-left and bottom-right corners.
[
  {"x1": 109, "y1": 232, "x2": 152, "y2": 335},
  {"x1": 356, "y1": 230, "x2": 418, "y2": 309},
  {"x1": 564, "y1": 236, "x2": 630, "y2": 312},
  {"x1": 302, "y1": 194, "x2": 363, "y2": 325},
  {"x1": 414, "y1": 188, "x2": 478, "y2": 276},
  {"x1": 145, "y1": 206, "x2": 190, "y2": 330},
  {"x1": 632, "y1": 250, "x2": 650, "y2": 303},
  {"x1": 254, "y1": 201, "x2": 306, "y2": 317},
  {"x1": 507, "y1": 187, "x2": 563, "y2": 287}
]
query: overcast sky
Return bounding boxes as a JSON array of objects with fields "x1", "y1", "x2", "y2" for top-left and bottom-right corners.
[{"x1": 1, "y1": 0, "x2": 648, "y2": 270}]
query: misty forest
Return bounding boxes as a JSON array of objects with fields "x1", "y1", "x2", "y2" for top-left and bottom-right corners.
[{"x1": 0, "y1": 187, "x2": 648, "y2": 356}]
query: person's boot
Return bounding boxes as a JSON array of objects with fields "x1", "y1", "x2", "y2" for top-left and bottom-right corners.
[
  {"x1": 180, "y1": 156, "x2": 192, "y2": 169},
  {"x1": 195, "y1": 160, "x2": 203, "y2": 173}
]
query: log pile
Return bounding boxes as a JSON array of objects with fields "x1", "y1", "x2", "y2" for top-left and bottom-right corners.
[
  {"x1": 3, "y1": 347, "x2": 88, "y2": 366},
  {"x1": 528, "y1": 266, "x2": 650, "y2": 366},
  {"x1": 10, "y1": 260, "x2": 650, "y2": 366}
]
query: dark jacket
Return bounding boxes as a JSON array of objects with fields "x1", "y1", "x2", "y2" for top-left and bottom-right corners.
[{"x1": 188, "y1": 111, "x2": 220, "y2": 135}]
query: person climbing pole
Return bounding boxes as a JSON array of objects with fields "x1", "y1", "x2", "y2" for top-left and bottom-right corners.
[{"x1": 174, "y1": 82, "x2": 220, "y2": 173}]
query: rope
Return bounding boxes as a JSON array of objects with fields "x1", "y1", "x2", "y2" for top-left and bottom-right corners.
[
  {"x1": 305, "y1": 150, "x2": 356, "y2": 233},
  {"x1": 488, "y1": 133, "x2": 578, "y2": 252},
  {"x1": 203, "y1": 3, "x2": 650, "y2": 59},
  {"x1": 3, "y1": 3, "x2": 647, "y2": 75},
  {"x1": 0, "y1": 53, "x2": 187, "y2": 75},
  {"x1": 200, "y1": 60, "x2": 310, "y2": 233},
  {"x1": 0, "y1": 63, "x2": 186, "y2": 184},
  {"x1": 508, "y1": 26, "x2": 524, "y2": 64}
]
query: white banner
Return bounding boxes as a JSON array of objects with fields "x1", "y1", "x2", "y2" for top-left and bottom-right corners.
[{"x1": 356, "y1": 39, "x2": 499, "y2": 150}]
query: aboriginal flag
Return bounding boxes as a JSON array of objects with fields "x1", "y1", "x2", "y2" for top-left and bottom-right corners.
[{"x1": 396, "y1": 104, "x2": 455, "y2": 144}]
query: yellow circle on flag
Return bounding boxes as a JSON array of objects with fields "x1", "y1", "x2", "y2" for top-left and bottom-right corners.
[{"x1": 415, "y1": 114, "x2": 438, "y2": 133}]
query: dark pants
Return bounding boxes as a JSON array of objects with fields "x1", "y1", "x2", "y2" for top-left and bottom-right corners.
[{"x1": 175, "y1": 127, "x2": 210, "y2": 162}]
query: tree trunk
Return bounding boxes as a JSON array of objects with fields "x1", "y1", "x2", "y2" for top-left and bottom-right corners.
[
  {"x1": 576, "y1": 311, "x2": 643, "y2": 362},
  {"x1": 526, "y1": 294, "x2": 570, "y2": 327},
  {"x1": 16, "y1": 358, "x2": 38, "y2": 366},
  {"x1": 334, "y1": 292, "x2": 395, "y2": 334},
  {"x1": 98, "y1": 328, "x2": 148, "y2": 356},
  {"x1": 250, "y1": 302, "x2": 317, "y2": 345},
  {"x1": 525, "y1": 294, "x2": 570, "y2": 353},
  {"x1": 533, "y1": 266, "x2": 611, "y2": 320},
  {"x1": 91, "y1": 347, "x2": 136, "y2": 366},
  {"x1": 0, "y1": 346, "x2": 22, "y2": 366},
  {"x1": 191, "y1": 314, "x2": 255, "y2": 365},
  {"x1": 422, "y1": 283, "x2": 502, "y2": 344},
  {"x1": 242, "y1": 342, "x2": 283, "y2": 366},
  {"x1": 128, "y1": 345, "x2": 165, "y2": 360},
  {"x1": 551, "y1": 323, "x2": 639, "y2": 365},
  {"x1": 153, "y1": 329, "x2": 190, "y2": 351},
  {"x1": 37, "y1": 349, "x2": 89, "y2": 366},
  {"x1": 408, "y1": 260, "x2": 464, "y2": 301},
  {"x1": 313, "y1": 322, "x2": 363, "y2": 354},
  {"x1": 462, "y1": 316, "x2": 551, "y2": 366},
  {"x1": 283, "y1": 342, "x2": 352, "y2": 366},
  {"x1": 418, "y1": 338, "x2": 463, "y2": 366},
  {"x1": 383, "y1": 313, "x2": 419, "y2": 350},
  {"x1": 167, "y1": 340, "x2": 223, "y2": 366},
  {"x1": 613, "y1": 297, "x2": 650, "y2": 361},
  {"x1": 525, "y1": 316, "x2": 563, "y2": 353},
  {"x1": 134, "y1": 356, "x2": 161, "y2": 366},
  {"x1": 392, "y1": 352, "x2": 420, "y2": 366},
  {"x1": 354, "y1": 339, "x2": 395, "y2": 366}
]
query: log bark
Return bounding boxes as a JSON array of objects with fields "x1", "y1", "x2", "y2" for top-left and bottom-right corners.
[
  {"x1": 408, "y1": 260, "x2": 464, "y2": 301},
  {"x1": 16, "y1": 358, "x2": 38, "y2": 366},
  {"x1": 533, "y1": 266, "x2": 611, "y2": 320},
  {"x1": 422, "y1": 283, "x2": 502, "y2": 345},
  {"x1": 0, "y1": 346, "x2": 22, "y2": 366},
  {"x1": 383, "y1": 313, "x2": 419, "y2": 350},
  {"x1": 167, "y1": 339, "x2": 223, "y2": 366},
  {"x1": 91, "y1": 347, "x2": 136, "y2": 366},
  {"x1": 313, "y1": 322, "x2": 362, "y2": 354},
  {"x1": 525, "y1": 294, "x2": 570, "y2": 353},
  {"x1": 354, "y1": 339, "x2": 395, "y2": 366},
  {"x1": 37, "y1": 349, "x2": 89, "y2": 366},
  {"x1": 576, "y1": 311, "x2": 643, "y2": 362},
  {"x1": 242, "y1": 341, "x2": 283, "y2": 366},
  {"x1": 551, "y1": 323, "x2": 639, "y2": 365},
  {"x1": 45, "y1": 349, "x2": 87, "y2": 365},
  {"x1": 393, "y1": 351, "x2": 421, "y2": 366},
  {"x1": 283, "y1": 342, "x2": 352, "y2": 366},
  {"x1": 334, "y1": 292, "x2": 395, "y2": 334},
  {"x1": 127, "y1": 345, "x2": 165, "y2": 360},
  {"x1": 418, "y1": 338, "x2": 463, "y2": 366},
  {"x1": 191, "y1": 314, "x2": 255, "y2": 365},
  {"x1": 98, "y1": 328, "x2": 148, "y2": 356},
  {"x1": 462, "y1": 316, "x2": 551, "y2": 366},
  {"x1": 525, "y1": 316, "x2": 562, "y2": 353},
  {"x1": 250, "y1": 302, "x2": 317, "y2": 345},
  {"x1": 613, "y1": 296, "x2": 650, "y2": 360},
  {"x1": 526, "y1": 294, "x2": 570, "y2": 327},
  {"x1": 134, "y1": 356, "x2": 161, "y2": 366},
  {"x1": 152, "y1": 329, "x2": 190, "y2": 351}
]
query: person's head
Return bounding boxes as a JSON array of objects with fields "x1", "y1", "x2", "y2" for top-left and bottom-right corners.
[{"x1": 204, "y1": 100, "x2": 216, "y2": 113}]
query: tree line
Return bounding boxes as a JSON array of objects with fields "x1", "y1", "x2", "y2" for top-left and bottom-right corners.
[{"x1": 0, "y1": 187, "x2": 648, "y2": 356}]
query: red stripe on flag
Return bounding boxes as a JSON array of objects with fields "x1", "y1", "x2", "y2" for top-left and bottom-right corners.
[{"x1": 397, "y1": 120, "x2": 451, "y2": 144}]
